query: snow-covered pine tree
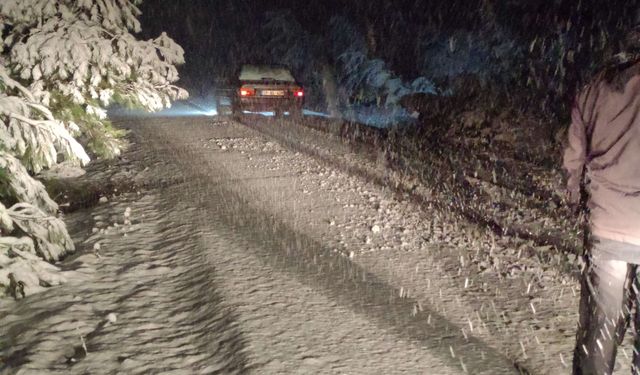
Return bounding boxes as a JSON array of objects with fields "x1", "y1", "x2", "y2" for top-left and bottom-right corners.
[
  {"x1": 329, "y1": 15, "x2": 437, "y2": 108},
  {"x1": 0, "y1": 0, "x2": 187, "y2": 298},
  {"x1": 0, "y1": 68, "x2": 85, "y2": 297}
]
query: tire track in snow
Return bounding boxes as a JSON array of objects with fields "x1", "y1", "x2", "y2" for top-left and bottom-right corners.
[{"x1": 132, "y1": 117, "x2": 524, "y2": 374}]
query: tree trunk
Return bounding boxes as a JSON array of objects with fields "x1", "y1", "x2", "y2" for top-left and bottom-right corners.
[{"x1": 321, "y1": 63, "x2": 341, "y2": 119}]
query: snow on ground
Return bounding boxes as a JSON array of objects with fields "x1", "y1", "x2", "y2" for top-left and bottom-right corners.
[
  {"x1": 195, "y1": 115, "x2": 635, "y2": 374},
  {"x1": 0, "y1": 191, "x2": 249, "y2": 373},
  {"x1": 0, "y1": 118, "x2": 489, "y2": 374},
  {"x1": 1, "y1": 114, "x2": 634, "y2": 374},
  {"x1": 128, "y1": 116, "x2": 519, "y2": 374}
]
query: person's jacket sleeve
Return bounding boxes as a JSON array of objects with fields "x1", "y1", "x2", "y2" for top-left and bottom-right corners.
[{"x1": 563, "y1": 93, "x2": 588, "y2": 206}]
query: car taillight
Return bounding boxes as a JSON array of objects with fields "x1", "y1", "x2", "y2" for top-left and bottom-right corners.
[
  {"x1": 240, "y1": 88, "x2": 254, "y2": 96},
  {"x1": 294, "y1": 89, "x2": 304, "y2": 97}
]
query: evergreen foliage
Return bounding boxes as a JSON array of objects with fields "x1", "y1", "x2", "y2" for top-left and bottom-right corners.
[{"x1": 0, "y1": 0, "x2": 187, "y2": 298}]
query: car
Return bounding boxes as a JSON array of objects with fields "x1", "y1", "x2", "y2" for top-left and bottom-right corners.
[{"x1": 232, "y1": 65, "x2": 304, "y2": 118}]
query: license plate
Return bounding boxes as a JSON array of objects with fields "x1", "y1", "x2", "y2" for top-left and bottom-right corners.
[{"x1": 261, "y1": 90, "x2": 285, "y2": 96}]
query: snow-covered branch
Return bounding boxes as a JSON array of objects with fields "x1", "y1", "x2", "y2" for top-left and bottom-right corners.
[
  {"x1": 0, "y1": 71, "x2": 91, "y2": 173},
  {"x1": 0, "y1": 0, "x2": 141, "y2": 34},
  {"x1": 0, "y1": 0, "x2": 187, "y2": 299}
]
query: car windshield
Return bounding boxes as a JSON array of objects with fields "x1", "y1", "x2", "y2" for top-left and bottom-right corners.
[{"x1": 239, "y1": 65, "x2": 295, "y2": 83}]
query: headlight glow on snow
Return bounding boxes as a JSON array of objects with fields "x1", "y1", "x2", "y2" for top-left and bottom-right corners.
[{"x1": 109, "y1": 97, "x2": 220, "y2": 117}]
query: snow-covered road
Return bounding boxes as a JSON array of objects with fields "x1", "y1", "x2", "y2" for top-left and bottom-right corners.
[
  {"x1": 1, "y1": 114, "x2": 635, "y2": 374},
  {"x1": 129, "y1": 116, "x2": 518, "y2": 374}
]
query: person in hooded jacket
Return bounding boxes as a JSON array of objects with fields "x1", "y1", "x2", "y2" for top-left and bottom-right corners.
[{"x1": 565, "y1": 23, "x2": 640, "y2": 374}]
